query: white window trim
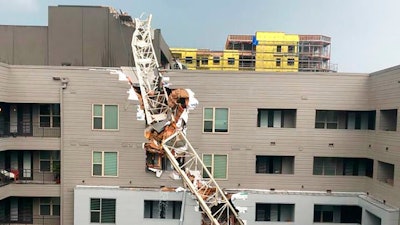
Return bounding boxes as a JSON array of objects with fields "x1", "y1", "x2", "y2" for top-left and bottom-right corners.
[
  {"x1": 92, "y1": 104, "x2": 119, "y2": 131},
  {"x1": 202, "y1": 107, "x2": 230, "y2": 134},
  {"x1": 92, "y1": 151, "x2": 119, "y2": 177},
  {"x1": 202, "y1": 153, "x2": 228, "y2": 180},
  {"x1": 39, "y1": 104, "x2": 60, "y2": 128}
]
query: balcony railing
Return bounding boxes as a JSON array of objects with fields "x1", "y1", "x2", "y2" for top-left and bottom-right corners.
[
  {"x1": 0, "y1": 216, "x2": 60, "y2": 225},
  {"x1": 0, "y1": 169, "x2": 60, "y2": 186},
  {"x1": 0, "y1": 122, "x2": 60, "y2": 138}
]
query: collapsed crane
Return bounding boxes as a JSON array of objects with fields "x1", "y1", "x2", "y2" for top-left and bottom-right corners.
[{"x1": 122, "y1": 14, "x2": 245, "y2": 225}]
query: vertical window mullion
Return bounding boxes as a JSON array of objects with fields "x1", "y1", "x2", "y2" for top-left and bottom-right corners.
[
  {"x1": 211, "y1": 154, "x2": 215, "y2": 176},
  {"x1": 102, "y1": 152, "x2": 105, "y2": 176},
  {"x1": 102, "y1": 105, "x2": 105, "y2": 130},
  {"x1": 212, "y1": 108, "x2": 216, "y2": 132}
]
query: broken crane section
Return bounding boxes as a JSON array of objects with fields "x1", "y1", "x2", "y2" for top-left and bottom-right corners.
[{"x1": 119, "y1": 14, "x2": 245, "y2": 225}]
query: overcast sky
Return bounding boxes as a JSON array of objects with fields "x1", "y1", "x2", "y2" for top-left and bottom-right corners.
[{"x1": 0, "y1": 0, "x2": 399, "y2": 73}]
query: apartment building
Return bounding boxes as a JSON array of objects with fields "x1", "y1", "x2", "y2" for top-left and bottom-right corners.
[
  {"x1": 171, "y1": 32, "x2": 337, "y2": 72},
  {"x1": 0, "y1": 61, "x2": 399, "y2": 224}
]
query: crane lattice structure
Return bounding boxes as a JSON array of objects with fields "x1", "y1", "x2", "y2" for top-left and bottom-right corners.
[{"x1": 128, "y1": 14, "x2": 244, "y2": 225}]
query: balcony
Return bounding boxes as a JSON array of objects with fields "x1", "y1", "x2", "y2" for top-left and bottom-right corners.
[
  {"x1": 0, "y1": 169, "x2": 60, "y2": 186},
  {"x1": 0, "y1": 122, "x2": 60, "y2": 138},
  {"x1": 0, "y1": 197, "x2": 60, "y2": 225}
]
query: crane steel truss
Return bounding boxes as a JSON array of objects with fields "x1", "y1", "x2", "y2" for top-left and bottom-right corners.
[{"x1": 129, "y1": 15, "x2": 244, "y2": 225}]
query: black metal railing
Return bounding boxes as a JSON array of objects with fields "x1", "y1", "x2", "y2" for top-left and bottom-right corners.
[
  {"x1": 0, "y1": 169, "x2": 60, "y2": 186},
  {"x1": 0, "y1": 216, "x2": 60, "y2": 225},
  {"x1": 0, "y1": 122, "x2": 60, "y2": 138}
]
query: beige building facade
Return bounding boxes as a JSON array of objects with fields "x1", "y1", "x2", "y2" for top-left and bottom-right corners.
[{"x1": 0, "y1": 62, "x2": 399, "y2": 224}]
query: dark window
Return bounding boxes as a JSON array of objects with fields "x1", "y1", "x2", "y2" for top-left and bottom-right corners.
[
  {"x1": 313, "y1": 157, "x2": 374, "y2": 177},
  {"x1": 288, "y1": 45, "x2": 295, "y2": 53},
  {"x1": 277, "y1": 45, "x2": 282, "y2": 53},
  {"x1": 144, "y1": 200, "x2": 182, "y2": 219},
  {"x1": 257, "y1": 109, "x2": 296, "y2": 128},
  {"x1": 314, "y1": 205, "x2": 333, "y2": 222},
  {"x1": 227, "y1": 58, "x2": 235, "y2": 65},
  {"x1": 276, "y1": 58, "x2": 281, "y2": 67},
  {"x1": 256, "y1": 203, "x2": 294, "y2": 222},
  {"x1": 213, "y1": 57, "x2": 220, "y2": 64},
  {"x1": 185, "y1": 57, "x2": 193, "y2": 64},
  {"x1": 287, "y1": 58, "x2": 295, "y2": 66},
  {"x1": 40, "y1": 104, "x2": 60, "y2": 127},
  {"x1": 256, "y1": 156, "x2": 294, "y2": 174},
  {"x1": 201, "y1": 57, "x2": 208, "y2": 65},
  {"x1": 90, "y1": 198, "x2": 116, "y2": 223}
]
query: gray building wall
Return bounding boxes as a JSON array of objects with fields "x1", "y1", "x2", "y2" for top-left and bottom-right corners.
[
  {"x1": 0, "y1": 26, "x2": 48, "y2": 65},
  {"x1": 0, "y1": 5, "x2": 171, "y2": 67},
  {"x1": 74, "y1": 186, "x2": 201, "y2": 225}
]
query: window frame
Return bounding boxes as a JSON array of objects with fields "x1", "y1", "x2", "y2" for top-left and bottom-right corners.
[
  {"x1": 39, "y1": 104, "x2": 60, "y2": 128},
  {"x1": 39, "y1": 197, "x2": 60, "y2": 216},
  {"x1": 213, "y1": 56, "x2": 221, "y2": 64},
  {"x1": 92, "y1": 151, "x2": 119, "y2": 177},
  {"x1": 144, "y1": 200, "x2": 182, "y2": 219},
  {"x1": 276, "y1": 58, "x2": 281, "y2": 67},
  {"x1": 203, "y1": 107, "x2": 229, "y2": 133},
  {"x1": 227, "y1": 57, "x2": 235, "y2": 65},
  {"x1": 90, "y1": 198, "x2": 116, "y2": 223},
  {"x1": 202, "y1": 153, "x2": 228, "y2": 180},
  {"x1": 185, "y1": 56, "x2": 193, "y2": 64},
  {"x1": 39, "y1": 151, "x2": 60, "y2": 172},
  {"x1": 92, "y1": 104, "x2": 119, "y2": 131}
]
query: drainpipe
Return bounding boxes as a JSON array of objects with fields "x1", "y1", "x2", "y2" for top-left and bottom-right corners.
[
  {"x1": 52, "y1": 76, "x2": 68, "y2": 225},
  {"x1": 179, "y1": 190, "x2": 186, "y2": 225}
]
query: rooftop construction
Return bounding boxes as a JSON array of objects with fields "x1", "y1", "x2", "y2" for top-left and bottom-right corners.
[{"x1": 171, "y1": 32, "x2": 337, "y2": 72}]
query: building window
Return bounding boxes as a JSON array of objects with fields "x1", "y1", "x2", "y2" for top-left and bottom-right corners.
[
  {"x1": 40, "y1": 197, "x2": 60, "y2": 216},
  {"x1": 227, "y1": 57, "x2": 235, "y2": 65},
  {"x1": 40, "y1": 151, "x2": 60, "y2": 172},
  {"x1": 314, "y1": 205, "x2": 362, "y2": 223},
  {"x1": 287, "y1": 58, "x2": 295, "y2": 66},
  {"x1": 258, "y1": 109, "x2": 296, "y2": 128},
  {"x1": 185, "y1": 56, "x2": 193, "y2": 64},
  {"x1": 213, "y1": 56, "x2": 220, "y2": 64},
  {"x1": 144, "y1": 200, "x2": 182, "y2": 219},
  {"x1": 347, "y1": 111, "x2": 376, "y2": 130},
  {"x1": 380, "y1": 109, "x2": 397, "y2": 131},
  {"x1": 203, "y1": 154, "x2": 227, "y2": 179},
  {"x1": 276, "y1": 58, "x2": 281, "y2": 67},
  {"x1": 277, "y1": 45, "x2": 282, "y2": 53},
  {"x1": 256, "y1": 156, "x2": 294, "y2": 174},
  {"x1": 256, "y1": 203, "x2": 294, "y2": 222},
  {"x1": 313, "y1": 157, "x2": 373, "y2": 177},
  {"x1": 93, "y1": 104, "x2": 118, "y2": 130},
  {"x1": 92, "y1": 151, "x2": 118, "y2": 177},
  {"x1": 203, "y1": 108, "x2": 229, "y2": 133},
  {"x1": 288, "y1": 45, "x2": 295, "y2": 53},
  {"x1": 201, "y1": 57, "x2": 208, "y2": 65},
  {"x1": 40, "y1": 104, "x2": 60, "y2": 127},
  {"x1": 314, "y1": 205, "x2": 334, "y2": 222},
  {"x1": 377, "y1": 161, "x2": 394, "y2": 185},
  {"x1": 90, "y1": 198, "x2": 116, "y2": 223},
  {"x1": 315, "y1": 110, "x2": 339, "y2": 129},
  {"x1": 316, "y1": 110, "x2": 376, "y2": 130}
]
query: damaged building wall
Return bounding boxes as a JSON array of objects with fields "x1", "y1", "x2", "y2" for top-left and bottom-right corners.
[
  {"x1": 48, "y1": 5, "x2": 134, "y2": 67},
  {"x1": 0, "y1": 6, "x2": 171, "y2": 67}
]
